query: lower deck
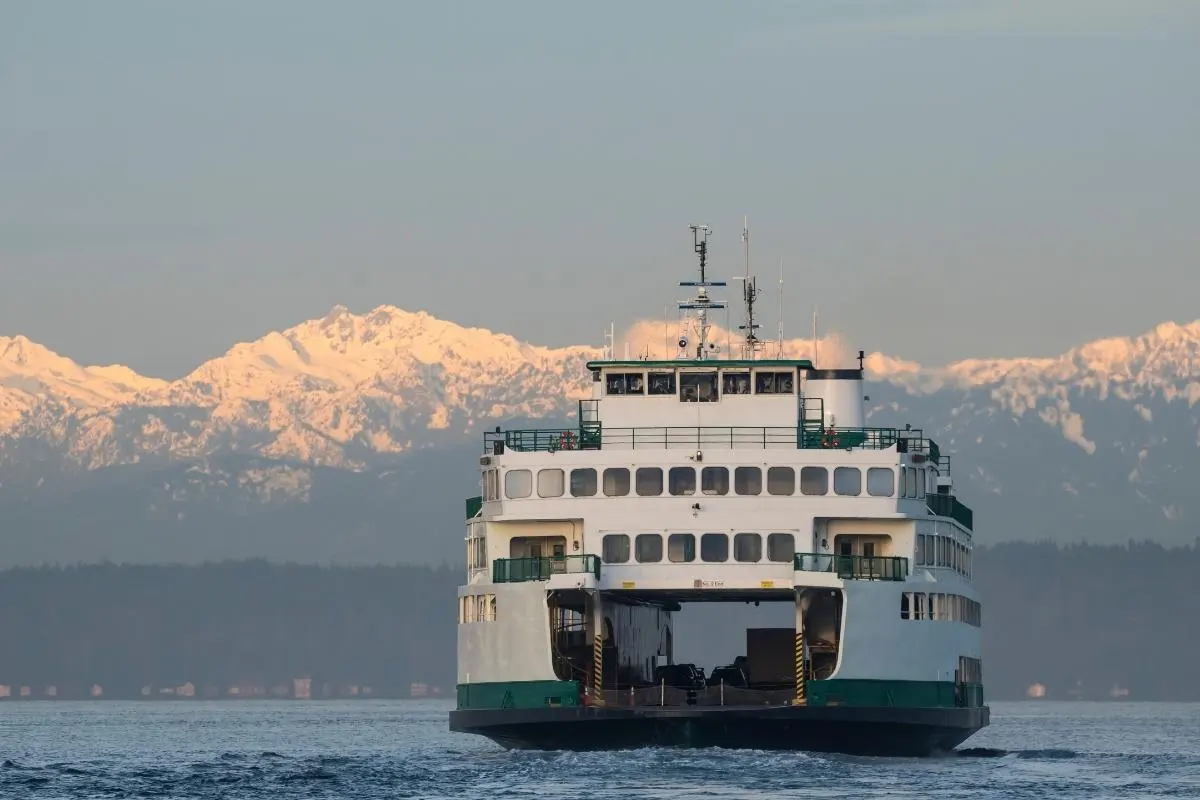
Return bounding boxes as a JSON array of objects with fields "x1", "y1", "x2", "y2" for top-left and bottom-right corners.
[{"x1": 456, "y1": 584, "x2": 985, "y2": 716}]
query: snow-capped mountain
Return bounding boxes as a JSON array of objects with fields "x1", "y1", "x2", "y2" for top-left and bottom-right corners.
[{"x1": 2, "y1": 307, "x2": 1199, "y2": 567}]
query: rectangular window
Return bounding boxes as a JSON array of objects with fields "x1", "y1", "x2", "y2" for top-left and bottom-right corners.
[
  {"x1": 635, "y1": 533, "x2": 662, "y2": 563},
  {"x1": 635, "y1": 467, "x2": 663, "y2": 496},
  {"x1": 799, "y1": 466, "x2": 828, "y2": 496},
  {"x1": 754, "y1": 371, "x2": 795, "y2": 394},
  {"x1": 722, "y1": 372, "x2": 751, "y2": 395},
  {"x1": 904, "y1": 468, "x2": 915, "y2": 498},
  {"x1": 537, "y1": 468, "x2": 564, "y2": 498},
  {"x1": 766, "y1": 466, "x2": 794, "y2": 495},
  {"x1": 680, "y1": 372, "x2": 718, "y2": 403},
  {"x1": 648, "y1": 372, "x2": 676, "y2": 395},
  {"x1": 605, "y1": 372, "x2": 645, "y2": 395},
  {"x1": 570, "y1": 468, "x2": 597, "y2": 497},
  {"x1": 504, "y1": 469, "x2": 533, "y2": 499},
  {"x1": 602, "y1": 534, "x2": 630, "y2": 563},
  {"x1": 701, "y1": 466, "x2": 729, "y2": 495},
  {"x1": 669, "y1": 466, "x2": 696, "y2": 495},
  {"x1": 767, "y1": 532, "x2": 794, "y2": 563},
  {"x1": 667, "y1": 533, "x2": 695, "y2": 563},
  {"x1": 866, "y1": 467, "x2": 894, "y2": 497},
  {"x1": 833, "y1": 467, "x2": 861, "y2": 496},
  {"x1": 700, "y1": 533, "x2": 728, "y2": 563},
  {"x1": 733, "y1": 533, "x2": 762, "y2": 562},
  {"x1": 734, "y1": 466, "x2": 762, "y2": 495},
  {"x1": 603, "y1": 468, "x2": 630, "y2": 496},
  {"x1": 917, "y1": 534, "x2": 927, "y2": 566}
]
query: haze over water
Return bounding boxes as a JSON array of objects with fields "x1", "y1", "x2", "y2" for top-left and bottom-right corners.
[{"x1": 1, "y1": 700, "x2": 1197, "y2": 798}]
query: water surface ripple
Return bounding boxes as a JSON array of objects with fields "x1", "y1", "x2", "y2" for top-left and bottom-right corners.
[{"x1": 1, "y1": 700, "x2": 1197, "y2": 798}]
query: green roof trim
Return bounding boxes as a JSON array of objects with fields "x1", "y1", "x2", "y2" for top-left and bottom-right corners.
[{"x1": 586, "y1": 359, "x2": 815, "y2": 370}]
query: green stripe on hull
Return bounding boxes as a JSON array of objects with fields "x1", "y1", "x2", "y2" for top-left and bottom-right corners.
[
  {"x1": 457, "y1": 680, "x2": 581, "y2": 710},
  {"x1": 805, "y1": 680, "x2": 985, "y2": 709}
]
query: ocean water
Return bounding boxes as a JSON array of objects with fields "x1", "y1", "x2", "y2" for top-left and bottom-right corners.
[{"x1": 1, "y1": 700, "x2": 1197, "y2": 799}]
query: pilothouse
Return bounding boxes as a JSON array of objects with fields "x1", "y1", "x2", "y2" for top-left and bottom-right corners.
[{"x1": 450, "y1": 223, "x2": 988, "y2": 755}]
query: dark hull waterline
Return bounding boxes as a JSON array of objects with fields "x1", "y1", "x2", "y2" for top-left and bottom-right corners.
[{"x1": 450, "y1": 704, "x2": 990, "y2": 757}]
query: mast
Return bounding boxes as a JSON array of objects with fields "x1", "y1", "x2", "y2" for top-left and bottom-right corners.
[
  {"x1": 737, "y1": 217, "x2": 762, "y2": 359},
  {"x1": 678, "y1": 225, "x2": 726, "y2": 360},
  {"x1": 777, "y1": 256, "x2": 784, "y2": 358}
]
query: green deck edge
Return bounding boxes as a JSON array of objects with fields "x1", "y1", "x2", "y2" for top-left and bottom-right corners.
[{"x1": 454, "y1": 679, "x2": 984, "y2": 710}]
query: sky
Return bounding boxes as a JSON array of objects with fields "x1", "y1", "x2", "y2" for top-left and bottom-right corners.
[{"x1": 2, "y1": 0, "x2": 1199, "y2": 379}]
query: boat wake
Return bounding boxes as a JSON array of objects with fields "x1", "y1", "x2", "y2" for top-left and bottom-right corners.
[{"x1": 954, "y1": 747, "x2": 1079, "y2": 759}]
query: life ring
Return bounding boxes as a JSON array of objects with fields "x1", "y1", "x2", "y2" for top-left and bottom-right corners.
[
  {"x1": 822, "y1": 427, "x2": 839, "y2": 449},
  {"x1": 559, "y1": 431, "x2": 577, "y2": 450}
]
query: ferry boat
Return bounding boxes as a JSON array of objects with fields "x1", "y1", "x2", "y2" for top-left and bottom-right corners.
[{"x1": 449, "y1": 224, "x2": 987, "y2": 755}]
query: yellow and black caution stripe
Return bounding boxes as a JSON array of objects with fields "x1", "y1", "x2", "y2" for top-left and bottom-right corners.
[
  {"x1": 592, "y1": 635, "x2": 605, "y2": 707},
  {"x1": 794, "y1": 629, "x2": 807, "y2": 705}
]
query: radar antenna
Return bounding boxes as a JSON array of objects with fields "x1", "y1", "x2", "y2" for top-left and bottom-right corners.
[{"x1": 677, "y1": 225, "x2": 726, "y2": 360}]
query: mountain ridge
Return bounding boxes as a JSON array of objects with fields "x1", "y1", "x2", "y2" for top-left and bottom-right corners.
[{"x1": 3, "y1": 306, "x2": 1200, "y2": 566}]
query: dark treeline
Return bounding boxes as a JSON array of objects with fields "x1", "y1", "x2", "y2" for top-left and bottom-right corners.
[
  {"x1": 0, "y1": 541, "x2": 1195, "y2": 701},
  {"x1": 0, "y1": 561, "x2": 460, "y2": 698}
]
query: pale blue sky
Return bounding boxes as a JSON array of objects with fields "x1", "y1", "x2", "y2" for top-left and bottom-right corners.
[{"x1": 2, "y1": 0, "x2": 1198, "y2": 377}]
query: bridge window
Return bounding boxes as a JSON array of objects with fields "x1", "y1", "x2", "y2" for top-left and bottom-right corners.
[
  {"x1": 799, "y1": 466, "x2": 827, "y2": 495},
  {"x1": 602, "y1": 534, "x2": 630, "y2": 563},
  {"x1": 635, "y1": 467, "x2": 663, "y2": 496},
  {"x1": 606, "y1": 372, "x2": 645, "y2": 395},
  {"x1": 537, "y1": 468, "x2": 564, "y2": 498},
  {"x1": 833, "y1": 466, "x2": 861, "y2": 496},
  {"x1": 722, "y1": 372, "x2": 751, "y2": 395},
  {"x1": 648, "y1": 372, "x2": 676, "y2": 395},
  {"x1": 635, "y1": 533, "x2": 662, "y2": 562},
  {"x1": 680, "y1": 372, "x2": 718, "y2": 403},
  {"x1": 668, "y1": 533, "x2": 696, "y2": 563},
  {"x1": 669, "y1": 466, "x2": 696, "y2": 495},
  {"x1": 755, "y1": 371, "x2": 794, "y2": 394},
  {"x1": 484, "y1": 469, "x2": 498, "y2": 501},
  {"x1": 504, "y1": 469, "x2": 533, "y2": 499},
  {"x1": 901, "y1": 593, "x2": 910, "y2": 620},
  {"x1": 918, "y1": 469, "x2": 927, "y2": 497},
  {"x1": 767, "y1": 532, "x2": 794, "y2": 562},
  {"x1": 916, "y1": 533, "x2": 928, "y2": 566},
  {"x1": 903, "y1": 468, "x2": 915, "y2": 498},
  {"x1": 734, "y1": 466, "x2": 762, "y2": 495},
  {"x1": 734, "y1": 532, "x2": 762, "y2": 562},
  {"x1": 570, "y1": 468, "x2": 597, "y2": 497},
  {"x1": 767, "y1": 466, "x2": 794, "y2": 495},
  {"x1": 701, "y1": 533, "x2": 728, "y2": 562},
  {"x1": 866, "y1": 467, "x2": 894, "y2": 497},
  {"x1": 603, "y1": 468, "x2": 630, "y2": 497},
  {"x1": 701, "y1": 466, "x2": 729, "y2": 495}
]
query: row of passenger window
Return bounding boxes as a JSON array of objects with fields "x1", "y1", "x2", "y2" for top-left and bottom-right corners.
[
  {"x1": 490, "y1": 464, "x2": 931, "y2": 501},
  {"x1": 901, "y1": 592, "x2": 981, "y2": 626},
  {"x1": 916, "y1": 533, "x2": 972, "y2": 577},
  {"x1": 602, "y1": 531, "x2": 795, "y2": 565}
]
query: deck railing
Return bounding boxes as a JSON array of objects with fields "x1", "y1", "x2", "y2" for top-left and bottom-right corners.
[
  {"x1": 926, "y1": 492, "x2": 974, "y2": 531},
  {"x1": 794, "y1": 552, "x2": 910, "y2": 581},
  {"x1": 486, "y1": 425, "x2": 942, "y2": 456},
  {"x1": 492, "y1": 555, "x2": 601, "y2": 583}
]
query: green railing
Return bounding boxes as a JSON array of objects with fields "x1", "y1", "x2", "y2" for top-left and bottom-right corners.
[
  {"x1": 492, "y1": 555, "x2": 601, "y2": 583},
  {"x1": 794, "y1": 552, "x2": 910, "y2": 581},
  {"x1": 485, "y1": 428, "x2": 602, "y2": 453},
  {"x1": 465, "y1": 495, "x2": 482, "y2": 519},
  {"x1": 927, "y1": 493, "x2": 974, "y2": 531}
]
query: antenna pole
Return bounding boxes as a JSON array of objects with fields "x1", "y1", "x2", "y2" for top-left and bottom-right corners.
[
  {"x1": 812, "y1": 307, "x2": 819, "y2": 366},
  {"x1": 777, "y1": 256, "x2": 784, "y2": 358},
  {"x1": 737, "y1": 216, "x2": 761, "y2": 359}
]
